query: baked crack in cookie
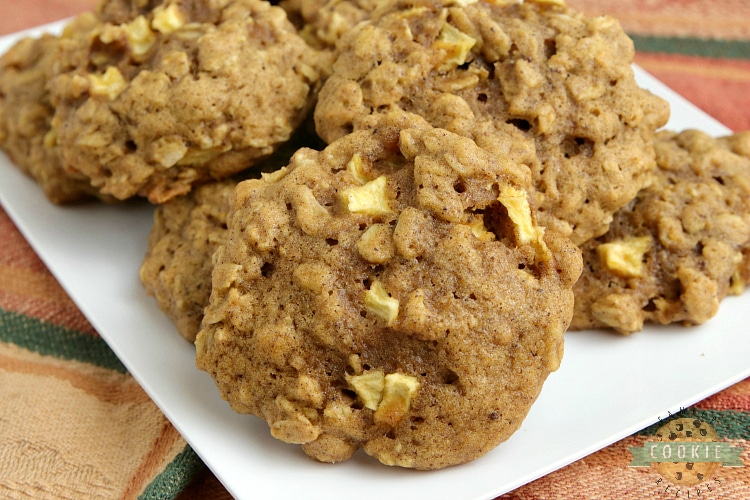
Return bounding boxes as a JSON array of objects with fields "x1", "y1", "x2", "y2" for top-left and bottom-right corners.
[
  {"x1": 314, "y1": 0, "x2": 670, "y2": 244},
  {"x1": 571, "y1": 130, "x2": 750, "y2": 334},
  {"x1": 45, "y1": 0, "x2": 329, "y2": 203},
  {"x1": 195, "y1": 113, "x2": 582, "y2": 469}
]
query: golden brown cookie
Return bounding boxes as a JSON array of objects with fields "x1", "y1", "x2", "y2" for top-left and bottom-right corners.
[
  {"x1": 140, "y1": 179, "x2": 234, "y2": 342},
  {"x1": 313, "y1": 0, "x2": 670, "y2": 245},
  {"x1": 571, "y1": 130, "x2": 750, "y2": 334},
  {"x1": 195, "y1": 113, "x2": 582, "y2": 469},
  {"x1": 48, "y1": 0, "x2": 329, "y2": 203},
  {"x1": 719, "y1": 131, "x2": 750, "y2": 288},
  {"x1": 139, "y1": 118, "x2": 324, "y2": 342},
  {"x1": 0, "y1": 29, "x2": 109, "y2": 204}
]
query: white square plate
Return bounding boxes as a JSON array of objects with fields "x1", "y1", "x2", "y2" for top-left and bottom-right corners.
[{"x1": 1, "y1": 21, "x2": 748, "y2": 500}]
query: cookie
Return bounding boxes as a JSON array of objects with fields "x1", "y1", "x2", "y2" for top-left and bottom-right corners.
[
  {"x1": 139, "y1": 118, "x2": 324, "y2": 342},
  {"x1": 195, "y1": 113, "x2": 582, "y2": 469},
  {"x1": 0, "y1": 26, "x2": 110, "y2": 204},
  {"x1": 48, "y1": 0, "x2": 329, "y2": 203},
  {"x1": 571, "y1": 130, "x2": 750, "y2": 334},
  {"x1": 140, "y1": 179, "x2": 234, "y2": 342},
  {"x1": 313, "y1": 0, "x2": 670, "y2": 244},
  {"x1": 719, "y1": 131, "x2": 750, "y2": 289}
]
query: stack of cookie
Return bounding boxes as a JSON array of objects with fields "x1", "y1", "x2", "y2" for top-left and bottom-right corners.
[{"x1": 1, "y1": 0, "x2": 748, "y2": 470}]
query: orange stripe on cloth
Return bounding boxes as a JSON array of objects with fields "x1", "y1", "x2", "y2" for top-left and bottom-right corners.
[
  {"x1": 567, "y1": 0, "x2": 750, "y2": 40},
  {"x1": 0, "y1": 264, "x2": 97, "y2": 334},
  {"x1": 120, "y1": 422, "x2": 186, "y2": 500},
  {"x1": 0, "y1": 208, "x2": 51, "y2": 273},
  {"x1": 695, "y1": 378, "x2": 750, "y2": 412},
  {"x1": 499, "y1": 436, "x2": 659, "y2": 499},
  {"x1": 0, "y1": 208, "x2": 97, "y2": 334},
  {"x1": 634, "y1": 53, "x2": 750, "y2": 132},
  {"x1": 0, "y1": 343, "x2": 150, "y2": 405},
  {"x1": 0, "y1": 262, "x2": 77, "y2": 305}
]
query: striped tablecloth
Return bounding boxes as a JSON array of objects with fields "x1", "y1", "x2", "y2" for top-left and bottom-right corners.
[{"x1": 1, "y1": 1, "x2": 747, "y2": 499}]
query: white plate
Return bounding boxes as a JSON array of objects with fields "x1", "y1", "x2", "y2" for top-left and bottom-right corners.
[{"x1": 1, "y1": 21, "x2": 748, "y2": 500}]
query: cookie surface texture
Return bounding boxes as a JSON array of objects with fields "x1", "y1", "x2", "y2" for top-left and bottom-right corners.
[
  {"x1": 280, "y1": 0, "x2": 378, "y2": 49},
  {"x1": 48, "y1": 0, "x2": 328, "y2": 203},
  {"x1": 314, "y1": 0, "x2": 670, "y2": 244},
  {"x1": 571, "y1": 130, "x2": 750, "y2": 334},
  {"x1": 718, "y1": 131, "x2": 750, "y2": 289},
  {"x1": 195, "y1": 114, "x2": 582, "y2": 469}
]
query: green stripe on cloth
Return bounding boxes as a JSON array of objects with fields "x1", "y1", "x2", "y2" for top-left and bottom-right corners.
[
  {"x1": 0, "y1": 308, "x2": 126, "y2": 373},
  {"x1": 139, "y1": 445, "x2": 205, "y2": 500},
  {"x1": 630, "y1": 34, "x2": 750, "y2": 60},
  {"x1": 638, "y1": 408, "x2": 750, "y2": 441}
]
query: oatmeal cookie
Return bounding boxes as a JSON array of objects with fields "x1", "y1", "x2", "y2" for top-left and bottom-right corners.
[
  {"x1": 140, "y1": 179, "x2": 234, "y2": 342},
  {"x1": 314, "y1": 0, "x2": 670, "y2": 244},
  {"x1": 48, "y1": 0, "x2": 329, "y2": 203},
  {"x1": 195, "y1": 113, "x2": 582, "y2": 469},
  {"x1": 719, "y1": 131, "x2": 750, "y2": 288},
  {"x1": 571, "y1": 130, "x2": 750, "y2": 334},
  {"x1": 0, "y1": 27, "x2": 108, "y2": 204},
  {"x1": 139, "y1": 118, "x2": 324, "y2": 342}
]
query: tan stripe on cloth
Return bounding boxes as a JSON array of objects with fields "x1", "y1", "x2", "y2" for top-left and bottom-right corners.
[
  {"x1": 0, "y1": 341, "x2": 187, "y2": 500},
  {"x1": 0, "y1": 263, "x2": 73, "y2": 305}
]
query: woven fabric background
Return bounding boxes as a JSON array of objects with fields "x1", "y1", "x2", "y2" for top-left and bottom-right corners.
[{"x1": 0, "y1": 1, "x2": 747, "y2": 499}]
